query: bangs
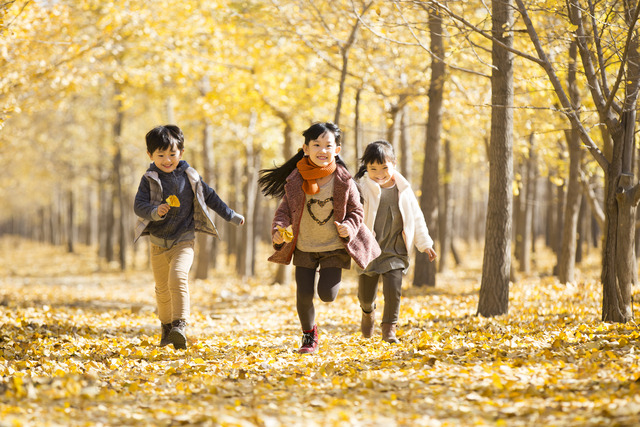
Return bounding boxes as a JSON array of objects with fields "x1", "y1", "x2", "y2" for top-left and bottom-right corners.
[{"x1": 361, "y1": 140, "x2": 395, "y2": 165}]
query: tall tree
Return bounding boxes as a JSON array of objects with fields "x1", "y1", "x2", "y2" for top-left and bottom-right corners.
[
  {"x1": 477, "y1": 0, "x2": 514, "y2": 316},
  {"x1": 414, "y1": 2, "x2": 444, "y2": 287},
  {"x1": 513, "y1": 0, "x2": 640, "y2": 322},
  {"x1": 435, "y1": 0, "x2": 640, "y2": 321},
  {"x1": 557, "y1": 40, "x2": 583, "y2": 284}
]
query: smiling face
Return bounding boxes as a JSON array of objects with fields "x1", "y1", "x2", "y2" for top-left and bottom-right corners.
[
  {"x1": 366, "y1": 160, "x2": 396, "y2": 188},
  {"x1": 302, "y1": 131, "x2": 341, "y2": 167},
  {"x1": 148, "y1": 144, "x2": 183, "y2": 173}
]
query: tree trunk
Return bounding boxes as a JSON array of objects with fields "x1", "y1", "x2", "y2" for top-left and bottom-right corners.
[
  {"x1": 399, "y1": 105, "x2": 412, "y2": 182},
  {"x1": 414, "y1": 4, "x2": 444, "y2": 288},
  {"x1": 195, "y1": 118, "x2": 215, "y2": 280},
  {"x1": 354, "y1": 88, "x2": 363, "y2": 167},
  {"x1": 239, "y1": 113, "x2": 259, "y2": 278},
  {"x1": 575, "y1": 197, "x2": 586, "y2": 263},
  {"x1": 517, "y1": 134, "x2": 535, "y2": 274},
  {"x1": 513, "y1": 165, "x2": 522, "y2": 265},
  {"x1": 553, "y1": 178, "x2": 565, "y2": 275},
  {"x1": 439, "y1": 139, "x2": 453, "y2": 272},
  {"x1": 477, "y1": 0, "x2": 514, "y2": 317},
  {"x1": 530, "y1": 143, "x2": 539, "y2": 256},
  {"x1": 229, "y1": 160, "x2": 240, "y2": 260},
  {"x1": 386, "y1": 100, "x2": 404, "y2": 151},
  {"x1": 558, "y1": 40, "x2": 583, "y2": 283},
  {"x1": 603, "y1": 119, "x2": 636, "y2": 322},
  {"x1": 545, "y1": 178, "x2": 555, "y2": 250},
  {"x1": 105, "y1": 182, "x2": 115, "y2": 264},
  {"x1": 112, "y1": 102, "x2": 126, "y2": 271},
  {"x1": 67, "y1": 188, "x2": 75, "y2": 253},
  {"x1": 269, "y1": 109, "x2": 296, "y2": 286}
]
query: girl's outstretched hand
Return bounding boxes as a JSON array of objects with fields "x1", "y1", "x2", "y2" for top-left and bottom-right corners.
[
  {"x1": 334, "y1": 221, "x2": 349, "y2": 238},
  {"x1": 424, "y1": 247, "x2": 437, "y2": 262}
]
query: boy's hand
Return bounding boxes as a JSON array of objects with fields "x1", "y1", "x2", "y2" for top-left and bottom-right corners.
[
  {"x1": 424, "y1": 247, "x2": 437, "y2": 262},
  {"x1": 272, "y1": 229, "x2": 284, "y2": 245},
  {"x1": 157, "y1": 203, "x2": 171, "y2": 217},
  {"x1": 334, "y1": 221, "x2": 349, "y2": 238}
]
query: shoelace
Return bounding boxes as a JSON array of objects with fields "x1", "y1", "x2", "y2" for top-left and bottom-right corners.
[{"x1": 301, "y1": 333, "x2": 316, "y2": 347}]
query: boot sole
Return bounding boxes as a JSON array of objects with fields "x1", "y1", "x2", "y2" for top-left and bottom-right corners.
[{"x1": 169, "y1": 330, "x2": 187, "y2": 350}]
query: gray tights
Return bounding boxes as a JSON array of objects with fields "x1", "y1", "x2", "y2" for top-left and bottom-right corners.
[
  {"x1": 296, "y1": 266, "x2": 342, "y2": 331},
  {"x1": 358, "y1": 269, "x2": 403, "y2": 324}
]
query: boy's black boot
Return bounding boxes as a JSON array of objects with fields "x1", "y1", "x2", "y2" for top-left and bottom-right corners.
[
  {"x1": 169, "y1": 319, "x2": 187, "y2": 350},
  {"x1": 159, "y1": 323, "x2": 172, "y2": 347}
]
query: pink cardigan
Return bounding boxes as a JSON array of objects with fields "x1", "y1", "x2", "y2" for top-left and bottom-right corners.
[{"x1": 268, "y1": 164, "x2": 381, "y2": 269}]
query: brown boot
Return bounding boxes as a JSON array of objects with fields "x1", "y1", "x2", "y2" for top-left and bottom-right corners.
[
  {"x1": 381, "y1": 323, "x2": 399, "y2": 343},
  {"x1": 361, "y1": 309, "x2": 375, "y2": 338}
]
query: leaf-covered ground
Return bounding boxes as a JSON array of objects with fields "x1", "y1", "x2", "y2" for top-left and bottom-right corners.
[{"x1": 1, "y1": 237, "x2": 640, "y2": 426}]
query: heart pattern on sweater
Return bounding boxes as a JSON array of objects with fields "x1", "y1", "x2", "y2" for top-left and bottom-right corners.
[{"x1": 307, "y1": 197, "x2": 334, "y2": 226}]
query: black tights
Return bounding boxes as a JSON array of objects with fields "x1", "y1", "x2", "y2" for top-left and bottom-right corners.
[{"x1": 296, "y1": 266, "x2": 342, "y2": 331}]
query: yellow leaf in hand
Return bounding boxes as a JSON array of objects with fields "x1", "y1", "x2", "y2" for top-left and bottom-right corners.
[
  {"x1": 277, "y1": 225, "x2": 294, "y2": 243},
  {"x1": 166, "y1": 195, "x2": 180, "y2": 207}
]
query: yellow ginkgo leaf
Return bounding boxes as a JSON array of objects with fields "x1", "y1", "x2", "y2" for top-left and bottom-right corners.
[
  {"x1": 277, "y1": 225, "x2": 294, "y2": 243},
  {"x1": 166, "y1": 195, "x2": 180, "y2": 207}
]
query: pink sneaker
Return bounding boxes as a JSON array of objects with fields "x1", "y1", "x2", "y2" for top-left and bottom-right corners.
[{"x1": 297, "y1": 325, "x2": 318, "y2": 354}]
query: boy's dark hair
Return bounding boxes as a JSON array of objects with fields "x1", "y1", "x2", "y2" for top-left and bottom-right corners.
[
  {"x1": 354, "y1": 140, "x2": 396, "y2": 180},
  {"x1": 146, "y1": 125, "x2": 184, "y2": 154},
  {"x1": 258, "y1": 122, "x2": 347, "y2": 198}
]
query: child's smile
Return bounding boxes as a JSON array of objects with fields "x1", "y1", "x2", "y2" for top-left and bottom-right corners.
[
  {"x1": 149, "y1": 146, "x2": 184, "y2": 173},
  {"x1": 366, "y1": 161, "x2": 396, "y2": 188},
  {"x1": 303, "y1": 131, "x2": 341, "y2": 167}
]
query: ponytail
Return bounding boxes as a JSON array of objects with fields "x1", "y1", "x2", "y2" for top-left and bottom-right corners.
[
  {"x1": 354, "y1": 164, "x2": 367, "y2": 180},
  {"x1": 258, "y1": 150, "x2": 305, "y2": 199}
]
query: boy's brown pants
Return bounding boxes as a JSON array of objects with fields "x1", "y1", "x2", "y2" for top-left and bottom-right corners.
[{"x1": 150, "y1": 240, "x2": 195, "y2": 324}]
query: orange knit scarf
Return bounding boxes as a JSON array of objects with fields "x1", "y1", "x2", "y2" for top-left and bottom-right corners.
[{"x1": 297, "y1": 156, "x2": 337, "y2": 195}]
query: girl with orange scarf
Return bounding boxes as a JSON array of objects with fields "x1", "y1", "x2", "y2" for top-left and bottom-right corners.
[{"x1": 259, "y1": 122, "x2": 380, "y2": 354}]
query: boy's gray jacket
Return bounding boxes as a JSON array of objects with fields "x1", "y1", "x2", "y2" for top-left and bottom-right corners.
[{"x1": 134, "y1": 167, "x2": 219, "y2": 242}]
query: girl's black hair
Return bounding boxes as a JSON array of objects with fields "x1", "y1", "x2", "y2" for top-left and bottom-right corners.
[
  {"x1": 258, "y1": 122, "x2": 347, "y2": 198},
  {"x1": 145, "y1": 125, "x2": 184, "y2": 154},
  {"x1": 354, "y1": 140, "x2": 396, "y2": 180}
]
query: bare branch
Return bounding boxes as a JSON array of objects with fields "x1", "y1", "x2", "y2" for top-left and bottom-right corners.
[
  {"x1": 430, "y1": 0, "x2": 545, "y2": 65},
  {"x1": 515, "y1": 0, "x2": 609, "y2": 171},
  {"x1": 586, "y1": 0, "x2": 615, "y2": 107},
  {"x1": 350, "y1": 0, "x2": 490, "y2": 78},
  {"x1": 569, "y1": 0, "x2": 615, "y2": 117},
  {"x1": 601, "y1": 0, "x2": 640, "y2": 115},
  {"x1": 1, "y1": 0, "x2": 30, "y2": 36},
  {"x1": 269, "y1": 0, "x2": 341, "y2": 74}
]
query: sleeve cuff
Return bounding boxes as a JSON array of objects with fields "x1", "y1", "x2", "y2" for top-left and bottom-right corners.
[{"x1": 230, "y1": 213, "x2": 245, "y2": 225}]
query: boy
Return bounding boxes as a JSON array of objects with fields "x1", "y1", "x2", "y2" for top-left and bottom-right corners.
[{"x1": 134, "y1": 125, "x2": 244, "y2": 349}]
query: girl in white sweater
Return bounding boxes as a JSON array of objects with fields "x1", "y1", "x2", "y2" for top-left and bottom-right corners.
[{"x1": 355, "y1": 140, "x2": 437, "y2": 343}]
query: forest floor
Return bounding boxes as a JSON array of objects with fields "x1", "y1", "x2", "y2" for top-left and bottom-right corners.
[{"x1": 1, "y1": 236, "x2": 639, "y2": 426}]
